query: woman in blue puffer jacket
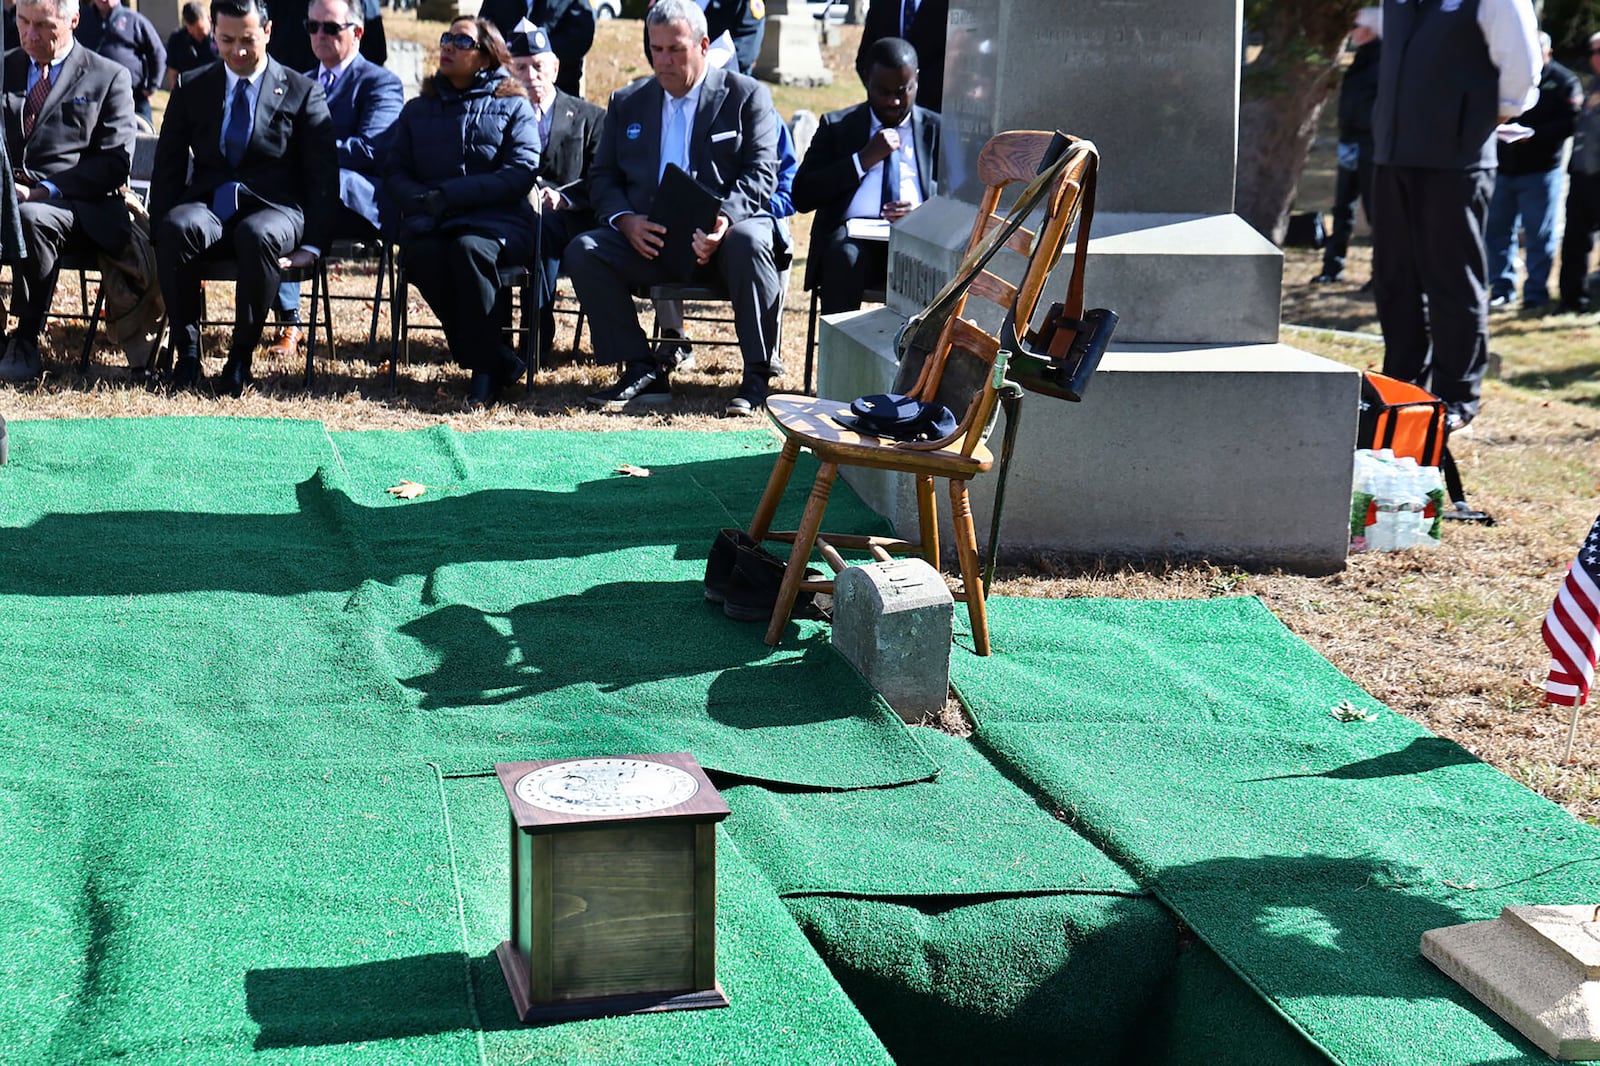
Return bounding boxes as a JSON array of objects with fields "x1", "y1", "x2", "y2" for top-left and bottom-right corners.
[{"x1": 384, "y1": 17, "x2": 541, "y2": 405}]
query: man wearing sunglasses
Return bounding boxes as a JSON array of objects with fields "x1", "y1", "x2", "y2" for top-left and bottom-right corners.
[
  {"x1": 151, "y1": 0, "x2": 338, "y2": 398},
  {"x1": 266, "y1": 0, "x2": 402, "y2": 357}
]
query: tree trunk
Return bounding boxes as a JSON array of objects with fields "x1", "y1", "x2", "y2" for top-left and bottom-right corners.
[{"x1": 1236, "y1": 0, "x2": 1363, "y2": 244}]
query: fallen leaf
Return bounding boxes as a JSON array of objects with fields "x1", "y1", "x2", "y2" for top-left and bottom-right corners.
[
  {"x1": 1330, "y1": 699, "x2": 1379, "y2": 724},
  {"x1": 387, "y1": 480, "x2": 427, "y2": 500},
  {"x1": 615, "y1": 464, "x2": 651, "y2": 478}
]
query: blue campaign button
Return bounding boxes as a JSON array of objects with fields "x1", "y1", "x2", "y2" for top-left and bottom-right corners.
[{"x1": 626, "y1": 122, "x2": 642, "y2": 140}]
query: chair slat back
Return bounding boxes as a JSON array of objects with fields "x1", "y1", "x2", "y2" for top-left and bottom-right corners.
[{"x1": 897, "y1": 132, "x2": 1094, "y2": 457}]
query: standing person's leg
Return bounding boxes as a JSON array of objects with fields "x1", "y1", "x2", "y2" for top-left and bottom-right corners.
[
  {"x1": 1319, "y1": 147, "x2": 1361, "y2": 282},
  {"x1": 1412, "y1": 167, "x2": 1494, "y2": 427},
  {"x1": 1373, "y1": 165, "x2": 1433, "y2": 391},
  {"x1": 1523, "y1": 167, "x2": 1562, "y2": 308},
  {"x1": 155, "y1": 202, "x2": 225, "y2": 386},
  {"x1": 1483, "y1": 171, "x2": 1519, "y2": 303},
  {"x1": 1557, "y1": 172, "x2": 1597, "y2": 311}
]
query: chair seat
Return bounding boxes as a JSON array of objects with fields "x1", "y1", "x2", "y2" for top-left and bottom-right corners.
[{"x1": 765, "y1": 393, "x2": 993, "y2": 476}]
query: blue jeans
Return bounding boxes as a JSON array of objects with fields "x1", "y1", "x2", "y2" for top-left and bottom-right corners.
[{"x1": 1485, "y1": 168, "x2": 1561, "y2": 304}]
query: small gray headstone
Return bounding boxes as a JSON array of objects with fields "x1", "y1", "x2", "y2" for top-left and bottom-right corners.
[
  {"x1": 789, "y1": 110, "x2": 819, "y2": 169},
  {"x1": 831, "y1": 559, "x2": 954, "y2": 723},
  {"x1": 386, "y1": 40, "x2": 429, "y2": 101}
]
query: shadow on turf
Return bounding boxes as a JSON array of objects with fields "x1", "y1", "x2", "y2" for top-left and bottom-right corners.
[
  {"x1": 1243, "y1": 736, "x2": 1481, "y2": 783},
  {"x1": 0, "y1": 451, "x2": 849, "y2": 598}
]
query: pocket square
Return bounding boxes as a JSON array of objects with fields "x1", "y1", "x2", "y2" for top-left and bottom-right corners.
[
  {"x1": 70, "y1": 96, "x2": 89, "y2": 104},
  {"x1": 709, "y1": 130, "x2": 737, "y2": 143}
]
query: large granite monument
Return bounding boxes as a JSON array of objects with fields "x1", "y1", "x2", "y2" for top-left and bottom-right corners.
[{"x1": 819, "y1": 0, "x2": 1360, "y2": 572}]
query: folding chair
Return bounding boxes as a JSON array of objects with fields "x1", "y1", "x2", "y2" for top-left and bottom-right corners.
[
  {"x1": 186, "y1": 254, "x2": 331, "y2": 388},
  {"x1": 388, "y1": 251, "x2": 537, "y2": 393},
  {"x1": 742, "y1": 132, "x2": 1096, "y2": 656}
]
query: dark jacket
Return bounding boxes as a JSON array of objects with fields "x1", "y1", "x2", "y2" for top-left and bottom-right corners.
[
  {"x1": 589, "y1": 64, "x2": 777, "y2": 228},
  {"x1": 478, "y1": 0, "x2": 595, "y2": 96},
  {"x1": 792, "y1": 101, "x2": 939, "y2": 291},
  {"x1": 1499, "y1": 60, "x2": 1582, "y2": 176},
  {"x1": 1374, "y1": 0, "x2": 1502, "y2": 170},
  {"x1": 1337, "y1": 39, "x2": 1380, "y2": 145},
  {"x1": 151, "y1": 58, "x2": 339, "y2": 251},
  {"x1": 382, "y1": 68, "x2": 540, "y2": 249},
  {"x1": 164, "y1": 27, "x2": 217, "y2": 80},
  {"x1": 2, "y1": 46, "x2": 135, "y2": 254},
  {"x1": 75, "y1": 3, "x2": 164, "y2": 102},
  {"x1": 856, "y1": 0, "x2": 947, "y2": 113},
  {"x1": 534, "y1": 86, "x2": 603, "y2": 223}
]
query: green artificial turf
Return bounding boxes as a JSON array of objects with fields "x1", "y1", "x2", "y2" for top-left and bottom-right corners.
[
  {"x1": 721, "y1": 731, "x2": 1181, "y2": 1064},
  {"x1": 0, "y1": 418, "x2": 934, "y2": 789},
  {"x1": 953, "y1": 595, "x2": 1600, "y2": 1066},
  {"x1": 0, "y1": 417, "x2": 937, "y2": 1063}
]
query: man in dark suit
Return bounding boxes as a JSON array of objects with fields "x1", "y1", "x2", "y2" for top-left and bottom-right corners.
[
  {"x1": 855, "y1": 0, "x2": 944, "y2": 112},
  {"x1": 0, "y1": 0, "x2": 135, "y2": 382},
  {"x1": 151, "y1": 0, "x2": 336, "y2": 397},
  {"x1": 507, "y1": 24, "x2": 601, "y2": 353},
  {"x1": 794, "y1": 35, "x2": 936, "y2": 315},
  {"x1": 479, "y1": 0, "x2": 594, "y2": 96},
  {"x1": 566, "y1": 0, "x2": 780, "y2": 415},
  {"x1": 268, "y1": 0, "x2": 401, "y2": 357}
]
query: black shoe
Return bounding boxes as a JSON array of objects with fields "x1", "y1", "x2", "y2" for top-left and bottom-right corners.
[
  {"x1": 172, "y1": 355, "x2": 202, "y2": 390},
  {"x1": 724, "y1": 374, "x2": 770, "y2": 417},
  {"x1": 466, "y1": 370, "x2": 493, "y2": 407},
  {"x1": 1488, "y1": 294, "x2": 1512, "y2": 309},
  {"x1": 217, "y1": 354, "x2": 252, "y2": 398},
  {"x1": 654, "y1": 329, "x2": 694, "y2": 371},
  {"x1": 704, "y1": 527, "x2": 761, "y2": 604},
  {"x1": 722, "y1": 542, "x2": 824, "y2": 623},
  {"x1": 1310, "y1": 272, "x2": 1342, "y2": 284},
  {"x1": 1358, "y1": 279, "x2": 1374, "y2": 295},
  {"x1": 586, "y1": 363, "x2": 670, "y2": 409},
  {"x1": 493, "y1": 348, "x2": 528, "y2": 390},
  {"x1": 1558, "y1": 298, "x2": 1591, "y2": 314}
]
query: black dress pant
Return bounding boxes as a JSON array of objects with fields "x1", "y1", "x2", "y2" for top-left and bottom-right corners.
[
  {"x1": 156, "y1": 200, "x2": 301, "y2": 362},
  {"x1": 1559, "y1": 171, "x2": 1600, "y2": 309},
  {"x1": 1371, "y1": 164, "x2": 1492, "y2": 422},
  {"x1": 403, "y1": 230, "x2": 521, "y2": 372},
  {"x1": 818, "y1": 224, "x2": 889, "y2": 314}
]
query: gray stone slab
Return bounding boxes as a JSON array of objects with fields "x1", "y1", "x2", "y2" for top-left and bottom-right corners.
[
  {"x1": 941, "y1": 0, "x2": 1241, "y2": 214},
  {"x1": 817, "y1": 309, "x2": 1359, "y2": 573},
  {"x1": 832, "y1": 559, "x2": 954, "y2": 724},
  {"x1": 887, "y1": 202, "x2": 1282, "y2": 345},
  {"x1": 754, "y1": 6, "x2": 833, "y2": 87},
  {"x1": 1423, "y1": 905, "x2": 1600, "y2": 1061}
]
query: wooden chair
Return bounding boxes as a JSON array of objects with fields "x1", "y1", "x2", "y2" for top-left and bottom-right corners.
[{"x1": 742, "y1": 131, "x2": 1095, "y2": 656}]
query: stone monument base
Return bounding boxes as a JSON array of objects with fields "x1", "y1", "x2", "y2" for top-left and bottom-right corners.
[
  {"x1": 814, "y1": 309, "x2": 1359, "y2": 574},
  {"x1": 753, "y1": 15, "x2": 833, "y2": 87},
  {"x1": 886, "y1": 201, "x2": 1283, "y2": 345}
]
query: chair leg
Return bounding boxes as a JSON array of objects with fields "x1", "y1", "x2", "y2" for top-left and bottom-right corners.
[
  {"x1": 916, "y1": 474, "x2": 940, "y2": 568},
  {"x1": 573, "y1": 306, "x2": 586, "y2": 354},
  {"x1": 949, "y1": 479, "x2": 991, "y2": 656},
  {"x1": 747, "y1": 437, "x2": 802, "y2": 541},
  {"x1": 389, "y1": 258, "x2": 405, "y2": 394},
  {"x1": 803, "y1": 289, "x2": 818, "y2": 396},
  {"x1": 303, "y1": 263, "x2": 321, "y2": 388},
  {"x1": 79, "y1": 281, "x2": 106, "y2": 374},
  {"x1": 522, "y1": 274, "x2": 536, "y2": 392},
  {"x1": 765, "y1": 461, "x2": 837, "y2": 648},
  {"x1": 367, "y1": 243, "x2": 387, "y2": 353}
]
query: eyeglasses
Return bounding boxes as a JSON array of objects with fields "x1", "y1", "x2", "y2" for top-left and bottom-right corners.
[
  {"x1": 304, "y1": 19, "x2": 356, "y2": 35},
  {"x1": 439, "y1": 31, "x2": 480, "y2": 51}
]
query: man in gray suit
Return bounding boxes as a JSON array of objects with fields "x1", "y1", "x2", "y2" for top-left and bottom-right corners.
[
  {"x1": 0, "y1": 0, "x2": 134, "y2": 381},
  {"x1": 566, "y1": 0, "x2": 781, "y2": 416}
]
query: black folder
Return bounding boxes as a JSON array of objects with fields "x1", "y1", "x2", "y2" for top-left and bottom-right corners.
[{"x1": 650, "y1": 163, "x2": 723, "y2": 279}]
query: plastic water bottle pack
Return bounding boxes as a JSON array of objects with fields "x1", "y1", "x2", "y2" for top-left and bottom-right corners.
[{"x1": 1350, "y1": 449, "x2": 1445, "y2": 552}]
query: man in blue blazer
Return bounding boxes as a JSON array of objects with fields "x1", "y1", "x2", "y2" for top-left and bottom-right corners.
[
  {"x1": 793, "y1": 36, "x2": 938, "y2": 315},
  {"x1": 268, "y1": 0, "x2": 402, "y2": 356},
  {"x1": 151, "y1": 0, "x2": 337, "y2": 397},
  {"x1": 565, "y1": 0, "x2": 781, "y2": 416}
]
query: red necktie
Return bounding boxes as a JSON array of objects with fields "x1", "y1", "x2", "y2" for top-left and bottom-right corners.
[{"x1": 23, "y1": 63, "x2": 50, "y2": 139}]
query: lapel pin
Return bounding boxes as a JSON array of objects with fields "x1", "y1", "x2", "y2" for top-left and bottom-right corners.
[{"x1": 274, "y1": 87, "x2": 284, "y2": 95}]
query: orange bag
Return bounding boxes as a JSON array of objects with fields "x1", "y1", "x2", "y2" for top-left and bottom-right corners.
[{"x1": 1357, "y1": 372, "x2": 1446, "y2": 467}]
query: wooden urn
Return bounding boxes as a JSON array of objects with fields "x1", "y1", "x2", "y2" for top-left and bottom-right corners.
[{"x1": 494, "y1": 752, "x2": 731, "y2": 1022}]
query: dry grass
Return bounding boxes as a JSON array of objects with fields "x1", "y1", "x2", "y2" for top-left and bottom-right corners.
[{"x1": 8, "y1": 20, "x2": 1600, "y2": 822}]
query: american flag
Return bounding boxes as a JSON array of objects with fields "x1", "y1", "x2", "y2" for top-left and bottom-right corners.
[{"x1": 1543, "y1": 514, "x2": 1600, "y2": 707}]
